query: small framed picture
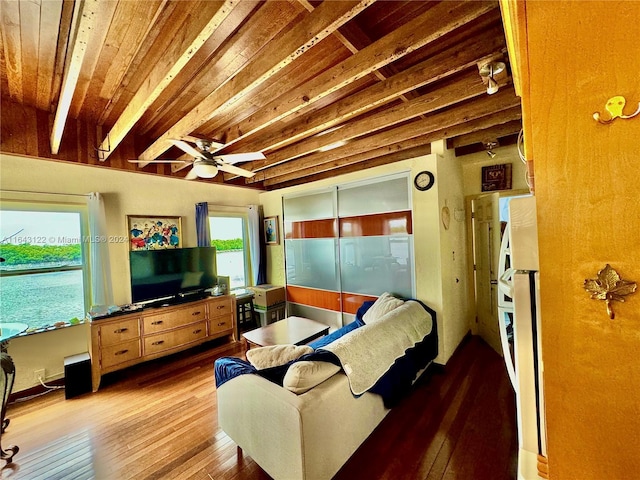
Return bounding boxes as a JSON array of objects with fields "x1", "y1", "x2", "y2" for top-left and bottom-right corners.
[
  {"x1": 264, "y1": 216, "x2": 279, "y2": 245},
  {"x1": 481, "y1": 163, "x2": 512, "y2": 192},
  {"x1": 127, "y1": 215, "x2": 182, "y2": 250}
]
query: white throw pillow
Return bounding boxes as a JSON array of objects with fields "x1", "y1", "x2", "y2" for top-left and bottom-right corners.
[
  {"x1": 362, "y1": 292, "x2": 404, "y2": 324},
  {"x1": 246, "y1": 344, "x2": 313, "y2": 370},
  {"x1": 283, "y1": 361, "x2": 341, "y2": 394}
]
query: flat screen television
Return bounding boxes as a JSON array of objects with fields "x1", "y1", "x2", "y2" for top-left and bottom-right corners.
[{"x1": 129, "y1": 247, "x2": 217, "y2": 304}]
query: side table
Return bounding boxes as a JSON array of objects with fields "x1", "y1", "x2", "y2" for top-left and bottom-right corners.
[
  {"x1": 1, "y1": 322, "x2": 27, "y2": 464},
  {"x1": 234, "y1": 289, "x2": 258, "y2": 339}
]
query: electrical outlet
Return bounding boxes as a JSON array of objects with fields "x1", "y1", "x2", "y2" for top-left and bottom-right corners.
[{"x1": 34, "y1": 369, "x2": 46, "y2": 383}]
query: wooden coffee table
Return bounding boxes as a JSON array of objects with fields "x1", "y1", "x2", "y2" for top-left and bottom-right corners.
[{"x1": 242, "y1": 316, "x2": 329, "y2": 350}]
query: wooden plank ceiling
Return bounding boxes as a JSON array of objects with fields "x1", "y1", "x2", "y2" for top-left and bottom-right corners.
[{"x1": 0, "y1": 0, "x2": 522, "y2": 190}]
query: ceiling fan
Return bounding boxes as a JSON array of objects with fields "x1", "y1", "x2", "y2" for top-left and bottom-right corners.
[{"x1": 129, "y1": 138, "x2": 264, "y2": 180}]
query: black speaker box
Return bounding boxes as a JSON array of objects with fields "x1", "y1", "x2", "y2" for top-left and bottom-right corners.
[{"x1": 64, "y1": 352, "x2": 92, "y2": 399}]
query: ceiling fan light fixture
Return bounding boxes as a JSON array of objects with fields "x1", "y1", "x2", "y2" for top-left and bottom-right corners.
[
  {"x1": 193, "y1": 161, "x2": 218, "y2": 178},
  {"x1": 479, "y1": 61, "x2": 505, "y2": 95}
]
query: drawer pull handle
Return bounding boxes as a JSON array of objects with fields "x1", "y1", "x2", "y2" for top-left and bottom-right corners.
[
  {"x1": 193, "y1": 329, "x2": 202, "y2": 334},
  {"x1": 152, "y1": 340, "x2": 164, "y2": 346},
  {"x1": 192, "y1": 311, "x2": 201, "y2": 316},
  {"x1": 115, "y1": 349, "x2": 129, "y2": 356},
  {"x1": 216, "y1": 305, "x2": 224, "y2": 310},
  {"x1": 151, "y1": 320, "x2": 163, "y2": 325},
  {"x1": 114, "y1": 328, "x2": 128, "y2": 333},
  {"x1": 217, "y1": 322, "x2": 226, "y2": 327}
]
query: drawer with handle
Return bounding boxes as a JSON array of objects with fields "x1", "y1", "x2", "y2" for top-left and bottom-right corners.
[
  {"x1": 143, "y1": 304, "x2": 206, "y2": 334},
  {"x1": 143, "y1": 321, "x2": 208, "y2": 355},
  {"x1": 209, "y1": 314, "x2": 233, "y2": 335},
  {"x1": 99, "y1": 318, "x2": 140, "y2": 346},
  {"x1": 208, "y1": 297, "x2": 232, "y2": 319},
  {"x1": 101, "y1": 339, "x2": 141, "y2": 369}
]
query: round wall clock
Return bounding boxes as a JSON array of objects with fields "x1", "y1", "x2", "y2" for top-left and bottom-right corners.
[{"x1": 414, "y1": 171, "x2": 435, "y2": 191}]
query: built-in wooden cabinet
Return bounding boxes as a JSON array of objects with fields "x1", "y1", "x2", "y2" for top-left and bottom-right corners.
[{"x1": 89, "y1": 295, "x2": 236, "y2": 391}]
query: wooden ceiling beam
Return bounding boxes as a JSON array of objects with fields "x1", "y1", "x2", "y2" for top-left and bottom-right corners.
[
  {"x1": 265, "y1": 106, "x2": 522, "y2": 189},
  {"x1": 134, "y1": 0, "x2": 270, "y2": 138},
  {"x1": 218, "y1": 1, "x2": 497, "y2": 152},
  {"x1": 96, "y1": 0, "x2": 176, "y2": 125},
  {"x1": 264, "y1": 137, "x2": 434, "y2": 186},
  {"x1": 83, "y1": 0, "x2": 168, "y2": 124},
  {"x1": 138, "y1": 0, "x2": 376, "y2": 163},
  {"x1": 50, "y1": 0, "x2": 99, "y2": 155},
  {"x1": 68, "y1": 0, "x2": 118, "y2": 119},
  {"x1": 251, "y1": 87, "x2": 521, "y2": 182},
  {"x1": 268, "y1": 144, "x2": 433, "y2": 190},
  {"x1": 36, "y1": 0, "x2": 64, "y2": 111},
  {"x1": 49, "y1": 0, "x2": 75, "y2": 112},
  {"x1": 297, "y1": 0, "x2": 411, "y2": 101},
  {"x1": 252, "y1": 70, "x2": 490, "y2": 171},
  {"x1": 230, "y1": 23, "x2": 507, "y2": 160},
  {"x1": 450, "y1": 119, "x2": 522, "y2": 148},
  {"x1": 1, "y1": 0, "x2": 23, "y2": 102},
  {"x1": 17, "y1": 0, "x2": 40, "y2": 106},
  {"x1": 96, "y1": 0, "x2": 239, "y2": 162}
]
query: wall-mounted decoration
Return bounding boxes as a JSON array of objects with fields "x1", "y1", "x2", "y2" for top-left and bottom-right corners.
[
  {"x1": 593, "y1": 95, "x2": 640, "y2": 124},
  {"x1": 127, "y1": 215, "x2": 182, "y2": 250},
  {"x1": 264, "y1": 216, "x2": 279, "y2": 245},
  {"x1": 413, "y1": 170, "x2": 435, "y2": 191},
  {"x1": 481, "y1": 163, "x2": 512, "y2": 191},
  {"x1": 441, "y1": 204, "x2": 451, "y2": 230},
  {"x1": 583, "y1": 264, "x2": 637, "y2": 319}
]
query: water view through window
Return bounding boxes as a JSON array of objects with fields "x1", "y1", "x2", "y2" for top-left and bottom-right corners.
[
  {"x1": 209, "y1": 216, "x2": 248, "y2": 289},
  {"x1": 0, "y1": 210, "x2": 86, "y2": 333}
]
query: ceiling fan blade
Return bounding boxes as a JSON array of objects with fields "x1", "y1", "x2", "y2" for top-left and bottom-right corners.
[
  {"x1": 215, "y1": 152, "x2": 266, "y2": 164},
  {"x1": 169, "y1": 138, "x2": 203, "y2": 158},
  {"x1": 184, "y1": 168, "x2": 199, "y2": 180},
  {"x1": 217, "y1": 163, "x2": 255, "y2": 178},
  {"x1": 128, "y1": 159, "x2": 190, "y2": 164}
]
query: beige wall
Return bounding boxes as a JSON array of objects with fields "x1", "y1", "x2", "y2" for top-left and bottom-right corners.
[
  {"x1": 1, "y1": 153, "x2": 260, "y2": 391},
  {"x1": 434, "y1": 143, "x2": 474, "y2": 362}
]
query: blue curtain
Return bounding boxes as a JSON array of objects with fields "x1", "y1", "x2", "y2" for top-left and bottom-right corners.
[{"x1": 195, "y1": 202, "x2": 210, "y2": 247}]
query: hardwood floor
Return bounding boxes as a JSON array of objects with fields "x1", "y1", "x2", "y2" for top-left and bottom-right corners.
[{"x1": 1, "y1": 336, "x2": 516, "y2": 480}]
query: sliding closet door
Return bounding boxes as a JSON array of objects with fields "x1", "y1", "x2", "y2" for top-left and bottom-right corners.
[
  {"x1": 283, "y1": 174, "x2": 414, "y2": 328},
  {"x1": 338, "y1": 174, "x2": 414, "y2": 320},
  {"x1": 283, "y1": 189, "x2": 342, "y2": 329}
]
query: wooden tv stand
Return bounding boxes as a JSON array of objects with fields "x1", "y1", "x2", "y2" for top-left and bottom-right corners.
[{"x1": 88, "y1": 295, "x2": 236, "y2": 391}]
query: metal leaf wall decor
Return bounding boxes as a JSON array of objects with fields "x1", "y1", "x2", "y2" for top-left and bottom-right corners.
[{"x1": 584, "y1": 264, "x2": 637, "y2": 319}]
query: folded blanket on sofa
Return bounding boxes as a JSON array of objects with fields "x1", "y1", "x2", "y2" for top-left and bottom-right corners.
[{"x1": 319, "y1": 300, "x2": 433, "y2": 396}]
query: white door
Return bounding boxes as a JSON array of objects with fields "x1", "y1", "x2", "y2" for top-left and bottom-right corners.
[{"x1": 472, "y1": 193, "x2": 502, "y2": 354}]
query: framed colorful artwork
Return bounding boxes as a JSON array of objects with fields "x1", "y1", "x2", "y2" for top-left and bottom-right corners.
[
  {"x1": 264, "y1": 216, "x2": 279, "y2": 245},
  {"x1": 127, "y1": 215, "x2": 182, "y2": 250}
]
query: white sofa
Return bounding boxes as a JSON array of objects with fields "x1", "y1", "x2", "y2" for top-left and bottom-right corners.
[
  {"x1": 216, "y1": 297, "x2": 437, "y2": 480},
  {"x1": 218, "y1": 367, "x2": 388, "y2": 480}
]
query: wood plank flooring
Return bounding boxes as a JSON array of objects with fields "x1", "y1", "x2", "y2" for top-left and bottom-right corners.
[{"x1": 1, "y1": 336, "x2": 516, "y2": 480}]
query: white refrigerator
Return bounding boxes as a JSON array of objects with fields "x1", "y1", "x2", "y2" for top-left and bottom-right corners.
[{"x1": 498, "y1": 196, "x2": 547, "y2": 480}]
